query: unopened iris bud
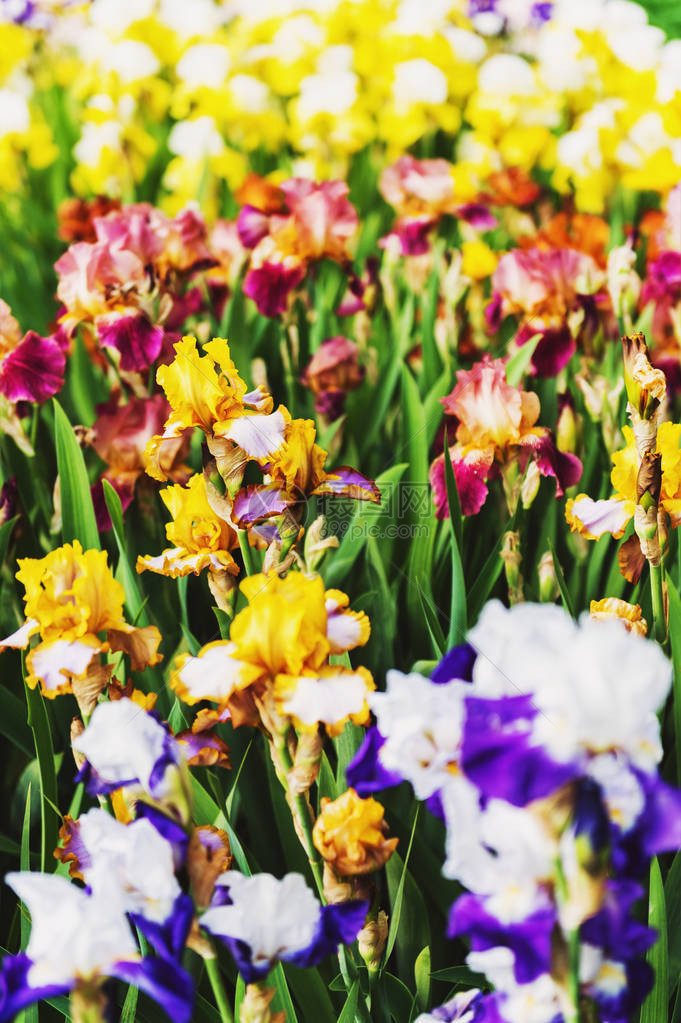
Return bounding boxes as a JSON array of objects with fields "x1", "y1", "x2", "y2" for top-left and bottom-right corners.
[
  {"x1": 607, "y1": 243, "x2": 641, "y2": 324},
  {"x1": 538, "y1": 551, "x2": 558, "y2": 603},
  {"x1": 556, "y1": 396, "x2": 578, "y2": 454},
  {"x1": 358, "y1": 909, "x2": 389, "y2": 975},
  {"x1": 500, "y1": 530, "x2": 524, "y2": 604},
  {"x1": 303, "y1": 515, "x2": 339, "y2": 573},
  {"x1": 622, "y1": 333, "x2": 666, "y2": 424},
  {"x1": 520, "y1": 460, "x2": 541, "y2": 509}
]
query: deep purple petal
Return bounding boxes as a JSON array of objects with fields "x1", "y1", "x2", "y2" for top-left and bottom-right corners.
[
  {"x1": 0, "y1": 953, "x2": 70, "y2": 1022},
  {"x1": 432, "y1": 644, "x2": 476, "y2": 685},
  {"x1": 448, "y1": 894, "x2": 556, "y2": 984},
  {"x1": 580, "y1": 880, "x2": 654, "y2": 960},
  {"x1": 97, "y1": 315, "x2": 164, "y2": 372},
  {"x1": 0, "y1": 332, "x2": 65, "y2": 403},
  {"x1": 129, "y1": 893, "x2": 194, "y2": 962},
  {"x1": 461, "y1": 695, "x2": 577, "y2": 805},
  {"x1": 286, "y1": 900, "x2": 368, "y2": 969},
  {"x1": 112, "y1": 957, "x2": 194, "y2": 1023},
  {"x1": 346, "y1": 727, "x2": 403, "y2": 795}
]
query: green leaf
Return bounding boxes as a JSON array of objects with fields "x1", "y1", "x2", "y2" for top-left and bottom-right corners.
[
  {"x1": 285, "y1": 964, "x2": 336, "y2": 1023},
  {"x1": 234, "y1": 974, "x2": 245, "y2": 1021},
  {"x1": 336, "y1": 979, "x2": 359, "y2": 1023},
  {"x1": 417, "y1": 586, "x2": 445, "y2": 659},
  {"x1": 383, "y1": 805, "x2": 420, "y2": 968},
  {"x1": 667, "y1": 579, "x2": 681, "y2": 788},
  {"x1": 20, "y1": 783, "x2": 32, "y2": 948},
  {"x1": 23, "y1": 675, "x2": 59, "y2": 872},
  {"x1": 102, "y1": 480, "x2": 147, "y2": 624},
  {"x1": 414, "y1": 947, "x2": 431, "y2": 1011},
  {"x1": 442, "y1": 437, "x2": 466, "y2": 647},
  {"x1": 641, "y1": 857, "x2": 668, "y2": 1023},
  {"x1": 505, "y1": 334, "x2": 542, "y2": 386},
  {"x1": 0, "y1": 514, "x2": 18, "y2": 567},
  {"x1": 547, "y1": 539, "x2": 576, "y2": 619},
  {"x1": 382, "y1": 973, "x2": 415, "y2": 1023},
  {"x1": 53, "y1": 399, "x2": 99, "y2": 549},
  {"x1": 666, "y1": 850, "x2": 681, "y2": 990},
  {"x1": 120, "y1": 983, "x2": 139, "y2": 1023},
  {"x1": 467, "y1": 520, "x2": 513, "y2": 624},
  {"x1": 270, "y1": 963, "x2": 299, "y2": 1023},
  {"x1": 323, "y1": 464, "x2": 408, "y2": 589}
]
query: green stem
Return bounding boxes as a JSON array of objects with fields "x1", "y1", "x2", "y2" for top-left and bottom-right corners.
[
  {"x1": 238, "y1": 531, "x2": 256, "y2": 577},
  {"x1": 273, "y1": 736, "x2": 325, "y2": 897},
  {"x1": 554, "y1": 858, "x2": 580, "y2": 1023},
  {"x1": 205, "y1": 951, "x2": 235, "y2": 1023},
  {"x1": 650, "y1": 562, "x2": 667, "y2": 645}
]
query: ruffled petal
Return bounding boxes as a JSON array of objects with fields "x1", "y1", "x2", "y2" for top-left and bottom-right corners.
[
  {"x1": 170, "y1": 641, "x2": 263, "y2": 705},
  {"x1": 312, "y1": 467, "x2": 380, "y2": 502},
  {"x1": 215, "y1": 408, "x2": 286, "y2": 462},
  {"x1": 25, "y1": 637, "x2": 101, "y2": 696},
  {"x1": 275, "y1": 666, "x2": 374, "y2": 736},
  {"x1": 565, "y1": 495, "x2": 634, "y2": 540}
]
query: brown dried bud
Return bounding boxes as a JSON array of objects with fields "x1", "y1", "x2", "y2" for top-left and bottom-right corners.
[
  {"x1": 618, "y1": 534, "x2": 646, "y2": 583},
  {"x1": 288, "y1": 729, "x2": 324, "y2": 795},
  {"x1": 240, "y1": 984, "x2": 285, "y2": 1023},
  {"x1": 70, "y1": 717, "x2": 86, "y2": 771},
  {"x1": 622, "y1": 333, "x2": 666, "y2": 421},
  {"x1": 187, "y1": 826, "x2": 232, "y2": 911},
  {"x1": 636, "y1": 452, "x2": 662, "y2": 509}
]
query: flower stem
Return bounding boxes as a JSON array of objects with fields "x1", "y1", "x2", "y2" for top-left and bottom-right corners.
[
  {"x1": 205, "y1": 951, "x2": 235, "y2": 1023},
  {"x1": 273, "y1": 736, "x2": 325, "y2": 897},
  {"x1": 238, "y1": 531, "x2": 256, "y2": 577},
  {"x1": 650, "y1": 562, "x2": 666, "y2": 645}
]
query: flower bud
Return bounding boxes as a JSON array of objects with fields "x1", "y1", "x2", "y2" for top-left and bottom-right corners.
[
  {"x1": 537, "y1": 551, "x2": 559, "y2": 603},
  {"x1": 240, "y1": 984, "x2": 285, "y2": 1023},
  {"x1": 520, "y1": 460, "x2": 541, "y2": 509},
  {"x1": 607, "y1": 242, "x2": 641, "y2": 323},
  {"x1": 622, "y1": 333, "x2": 666, "y2": 423},
  {"x1": 303, "y1": 515, "x2": 339, "y2": 573},
  {"x1": 500, "y1": 530, "x2": 523, "y2": 604},
  {"x1": 358, "y1": 910, "x2": 389, "y2": 975}
]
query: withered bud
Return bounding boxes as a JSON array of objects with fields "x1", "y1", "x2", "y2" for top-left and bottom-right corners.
[
  {"x1": 636, "y1": 451, "x2": 662, "y2": 509},
  {"x1": 70, "y1": 981, "x2": 108, "y2": 1023},
  {"x1": 358, "y1": 910, "x2": 389, "y2": 974},
  {"x1": 70, "y1": 717, "x2": 86, "y2": 771},
  {"x1": 207, "y1": 569, "x2": 237, "y2": 614},
  {"x1": 72, "y1": 662, "x2": 115, "y2": 720},
  {"x1": 240, "y1": 984, "x2": 285, "y2": 1023},
  {"x1": 187, "y1": 826, "x2": 232, "y2": 911},
  {"x1": 622, "y1": 333, "x2": 666, "y2": 421},
  {"x1": 288, "y1": 729, "x2": 324, "y2": 795}
]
